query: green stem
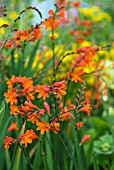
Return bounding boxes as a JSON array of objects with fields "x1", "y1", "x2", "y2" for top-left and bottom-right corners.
[
  {"x1": 56, "y1": 51, "x2": 77, "y2": 72},
  {"x1": 58, "y1": 132, "x2": 78, "y2": 170},
  {"x1": 0, "y1": 23, "x2": 14, "y2": 53},
  {"x1": 75, "y1": 130, "x2": 84, "y2": 170},
  {"x1": 63, "y1": 79, "x2": 70, "y2": 107},
  {"x1": 20, "y1": 145, "x2": 33, "y2": 169},
  {"x1": 51, "y1": 23, "x2": 56, "y2": 82}
]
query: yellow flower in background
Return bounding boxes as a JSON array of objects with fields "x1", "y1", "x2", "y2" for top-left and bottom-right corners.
[
  {"x1": 0, "y1": 19, "x2": 9, "y2": 26},
  {"x1": 84, "y1": 60, "x2": 96, "y2": 73},
  {"x1": 71, "y1": 43, "x2": 77, "y2": 50},
  {"x1": 98, "y1": 50, "x2": 112, "y2": 60},
  {"x1": 86, "y1": 75, "x2": 95, "y2": 85},
  {"x1": 48, "y1": 32, "x2": 59, "y2": 39},
  {"x1": 79, "y1": 7, "x2": 93, "y2": 17},
  {"x1": 79, "y1": 6, "x2": 112, "y2": 22},
  {"x1": 45, "y1": 49, "x2": 53, "y2": 58},
  {"x1": 14, "y1": 53, "x2": 19, "y2": 63},
  {"x1": 80, "y1": 40, "x2": 92, "y2": 47},
  {"x1": 55, "y1": 44, "x2": 64, "y2": 56},
  {"x1": 109, "y1": 48, "x2": 114, "y2": 60},
  {"x1": 91, "y1": 12, "x2": 112, "y2": 22},
  {"x1": 0, "y1": 19, "x2": 9, "y2": 34},
  {"x1": 32, "y1": 53, "x2": 44, "y2": 70},
  {"x1": 9, "y1": 11, "x2": 18, "y2": 20},
  {"x1": 61, "y1": 49, "x2": 76, "y2": 65},
  {"x1": 79, "y1": 6, "x2": 100, "y2": 17}
]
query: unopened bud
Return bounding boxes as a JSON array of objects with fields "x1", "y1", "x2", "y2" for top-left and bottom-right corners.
[{"x1": 1, "y1": 24, "x2": 9, "y2": 27}]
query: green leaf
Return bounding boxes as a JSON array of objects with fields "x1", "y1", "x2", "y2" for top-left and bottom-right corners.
[
  {"x1": 45, "y1": 133, "x2": 53, "y2": 170},
  {"x1": 10, "y1": 121, "x2": 26, "y2": 170},
  {"x1": 0, "y1": 117, "x2": 10, "y2": 153},
  {"x1": 92, "y1": 117, "x2": 109, "y2": 136},
  {"x1": 93, "y1": 154, "x2": 100, "y2": 170},
  {"x1": 5, "y1": 149, "x2": 11, "y2": 170},
  {"x1": 25, "y1": 40, "x2": 40, "y2": 76},
  {"x1": 33, "y1": 143, "x2": 42, "y2": 169},
  {"x1": 0, "y1": 100, "x2": 5, "y2": 128},
  {"x1": 9, "y1": 145, "x2": 22, "y2": 170},
  {"x1": 93, "y1": 133, "x2": 114, "y2": 155}
]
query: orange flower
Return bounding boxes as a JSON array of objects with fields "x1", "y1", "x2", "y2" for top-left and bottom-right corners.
[
  {"x1": 49, "y1": 118, "x2": 60, "y2": 134},
  {"x1": 20, "y1": 28, "x2": 30, "y2": 41},
  {"x1": 4, "y1": 88, "x2": 18, "y2": 105},
  {"x1": 24, "y1": 101, "x2": 38, "y2": 109},
  {"x1": 36, "y1": 85, "x2": 50, "y2": 100},
  {"x1": 3, "y1": 136, "x2": 15, "y2": 149},
  {"x1": 10, "y1": 105, "x2": 20, "y2": 116},
  {"x1": 36, "y1": 120, "x2": 50, "y2": 134},
  {"x1": 7, "y1": 122, "x2": 18, "y2": 132},
  {"x1": 48, "y1": 10, "x2": 54, "y2": 16},
  {"x1": 43, "y1": 101, "x2": 51, "y2": 116},
  {"x1": 79, "y1": 135, "x2": 90, "y2": 146},
  {"x1": 38, "y1": 109, "x2": 45, "y2": 116},
  {"x1": 70, "y1": 1, "x2": 81, "y2": 7},
  {"x1": 52, "y1": 81, "x2": 67, "y2": 99},
  {"x1": 71, "y1": 69, "x2": 84, "y2": 82},
  {"x1": 29, "y1": 26, "x2": 42, "y2": 42},
  {"x1": 42, "y1": 17, "x2": 53, "y2": 30},
  {"x1": 42, "y1": 16, "x2": 61, "y2": 31},
  {"x1": 80, "y1": 20, "x2": 93, "y2": 28},
  {"x1": 26, "y1": 92, "x2": 35, "y2": 101},
  {"x1": 78, "y1": 102, "x2": 91, "y2": 116},
  {"x1": 7, "y1": 75, "x2": 33, "y2": 88},
  {"x1": 20, "y1": 85, "x2": 34, "y2": 94},
  {"x1": 76, "y1": 122, "x2": 84, "y2": 130},
  {"x1": 20, "y1": 104, "x2": 31, "y2": 113},
  {"x1": 59, "y1": 112, "x2": 75, "y2": 121},
  {"x1": 57, "y1": 0, "x2": 66, "y2": 5},
  {"x1": 27, "y1": 112, "x2": 40, "y2": 124},
  {"x1": 6, "y1": 75, "x2": 16, "y2": 89},
  {"x1": 18, "y1": 129, "x2": 39, "y2": 147},
  {"x1": 75, "y1": 37, "x2": 85, "y2": 44}
]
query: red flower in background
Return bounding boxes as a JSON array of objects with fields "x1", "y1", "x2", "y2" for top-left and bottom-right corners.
[{"x1": 80, "y1": 135, "x2": 90, "y2": 146}]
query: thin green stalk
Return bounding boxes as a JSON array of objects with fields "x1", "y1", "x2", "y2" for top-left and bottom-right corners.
[
  {"x1": 77, "y1": 129, "x2": 88, "y2": 170},
  {"x1": 20, "y1": 41, "x2": 26, "y2": 75},
  {"x1": 57, "y1": 132, "x2": 79, "y2": 170},
  {"x1": 20, "y1": 145, "x2": 33, "y2": 169},
  {"x1": 56, "y1": 51, "x2": 77, "y2": 72},
  {"x1": 61, "y1": 125, "x2": 84, "y2": 170},
  {"x1": 0, "y1": 23, "x2": 14, "y2": 53},
  {"x1": 51, "y1": 21, "x2": 56, "y2": 82},
  {"x1": 75, "y1": 130, "x2": 85, "y2": 170},
  {"x1": 63, "y1": 79, "x2": 71, "y2": 107}
]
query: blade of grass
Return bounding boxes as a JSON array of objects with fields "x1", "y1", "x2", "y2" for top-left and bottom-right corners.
[
  {"x1": 9, "y1": 121, "x2": 26, "y2": 170},
  {"x1": 25, "y1": 40, "x2": 40, "y2": 76},
  {"x1": 0, "y1": 100, "x2": 5, "y2": 128},
  {"x1": 33, "y1": 142, "x2": 42, "y2": 169},
  {"x1": 45, "y1": 132, "x2": 53, "y2": 170},
  {"x1": 0, "y1": 117, "x2": 11, "y2": 153},
  {"x1": 93, "y1": 154, "x2": 100, "y2": 170},
  {"x1": 5, "y1": 149, "x2": 11, "y2": 170}
]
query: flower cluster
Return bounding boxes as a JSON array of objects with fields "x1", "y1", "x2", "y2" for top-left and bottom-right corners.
[
  {"x1": 2, "y1": 0, "x2": 105, "y2": 151},
  {"x1": 3, "y1": 73, "x2": 91, "y2": 148},
  {"x1": 3, "y1": 129, "x2": 39, "y2": 149}
]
